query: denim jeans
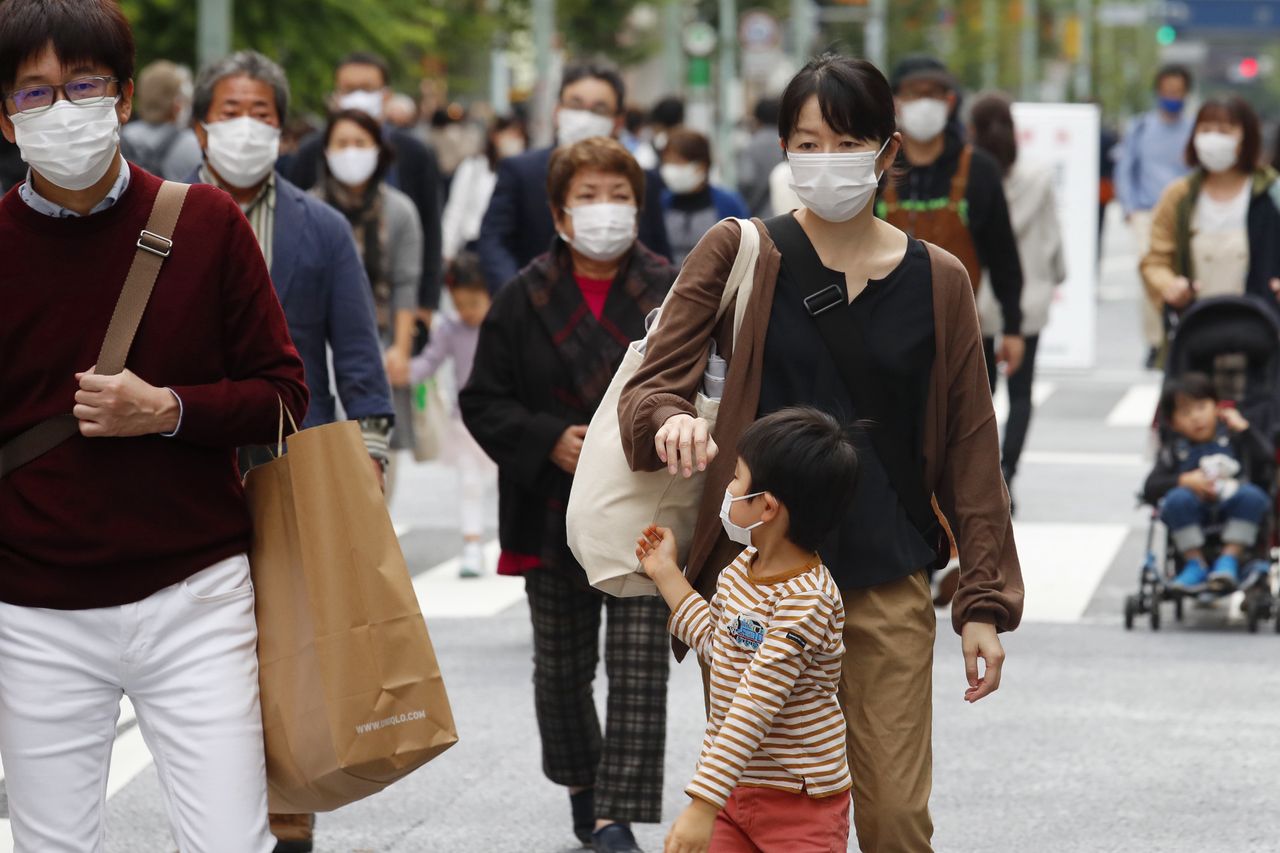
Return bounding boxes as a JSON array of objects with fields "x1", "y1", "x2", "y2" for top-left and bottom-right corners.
[{"x1": 1160, "y1": 483, "x2": 1270, "y2": 553}]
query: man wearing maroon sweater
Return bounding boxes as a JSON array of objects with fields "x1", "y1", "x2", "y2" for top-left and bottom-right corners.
[{"x1": 0, "y1": 2, "x2": 307, "y2": 851}]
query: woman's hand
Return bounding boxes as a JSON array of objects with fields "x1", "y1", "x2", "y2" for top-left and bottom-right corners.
[
  {"x1": 664, "y1": 800, "x2": 718, "y2": 853},
  {"x1": 551, "y1": 425, "x2": 588, "y2": 474},
  {"x1": 961, "y1": 621, "x2": 1005, "y2": 703},
  {"x1": 385, "y1": 348, "x2": 411, "y2": 388},
  {"x1": 1219, "y1": 405, "x2": 1250, "y2": 433},
  {"x1": 998, "y1": 335, "x2": 1026, "y2": 376},
  {"x1": 636, "y1": 525, "x2": 680, "y2": 581},
  {"x1": 1162, "y1": 276, "x2": 1195, "y2": 309},
  {"x1": 656, "y1": 414, "x2": 717, "y2": 478}
]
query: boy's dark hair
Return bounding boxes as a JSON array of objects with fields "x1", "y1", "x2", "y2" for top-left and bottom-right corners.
[
  {"x1": 0, "y1": 0, "x2": 135, "y2": 96},
  {"x1": 737, "y1": 407, "x2": 859, "y2": 552},
  {"x1": 1159, "y1": 372, "x2": 1217, "y2": 422},
  {"x1": 446, "y1": 251, "x2": 487, "y2": 294},
  {"x1": 1155, "y1": 63, "x2": 1193, "y2": 92}
]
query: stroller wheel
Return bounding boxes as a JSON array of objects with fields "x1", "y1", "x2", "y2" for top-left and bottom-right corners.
[
  {"x1": 1247, "y1": 595, "x2": 1267, "y2": 633},
  {"x1": 1149, "y1": 601, "x2": 1162, "y2": 631},
  {"x1": 1124, "y1": 595, "x2": 1138, "y2": 630}
]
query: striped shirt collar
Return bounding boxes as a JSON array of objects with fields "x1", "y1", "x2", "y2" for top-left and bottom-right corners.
[
  {"x1": 199, "y1": 164, "x2": 276, "y2": 270},
  {"x1": 19, "y1": 158, "x2": 132, "y2": 219}
]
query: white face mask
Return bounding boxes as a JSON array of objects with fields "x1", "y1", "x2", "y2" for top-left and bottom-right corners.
[
  {"x1": 326, "y1": 146, "x2": 379, "y2": 186},
  {"x1": 11, "y1": 99, "x2": 121, "y2": 192},
  {"x1": 720, "y1": 488, "x2": 765, "y2": 547},
  {"x1": 203, "y1": 116, "x2": 281, "y2": 189},
  {"x1": 495, "y1": 135, "x2": 525, "y2": 159},
  {"x1": 899, "y1": 98, "x2": 949, "y2": 142},
  {"x1": 1194, "y1": 131, "x2": 1240, "y2": 174},
  {"x1": 557, "y1": 109, "x2": 616, "y2": 146},
  {"x1": 660, "y1": 162, "x2": 706, "y2": 195},
  {"x1": 560, "y1": 202, "x2": 637, "y2": 262},
  {"x1": 337, "y1": 89, "x2": 385, "y2": 121},
  {"x1": 788, "y1": 139, "x2": 890, "y2": 223}
]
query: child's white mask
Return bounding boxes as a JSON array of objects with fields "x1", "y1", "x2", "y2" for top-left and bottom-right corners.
[{"x1": 719, "y1": 488, "x2": 765, "y2": 547}]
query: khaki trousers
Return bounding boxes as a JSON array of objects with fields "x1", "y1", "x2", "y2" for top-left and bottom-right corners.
[
  {"x1": 1129, "y1": 211, "x2": 1164, "y2": 349},
  {"x1": 840, "y1": 570, "x2": 936, "y2": 853}
]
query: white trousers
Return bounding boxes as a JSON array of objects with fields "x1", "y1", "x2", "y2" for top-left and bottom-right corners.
[
  {"x1": 453, "y1": 418, "x2": 496, "y2": 539},
  {"x1": 0, "y1": 555, "x2": 272, "y2": 853}
]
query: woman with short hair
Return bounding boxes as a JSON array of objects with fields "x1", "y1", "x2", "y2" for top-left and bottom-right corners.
[
  {"x1": 461, "y1": 137, "x2": 676, "y2": 853},
  {"x1": 620, "y1": 54, "x2": 1023, "y2": 851},
  {"x1": 658, "y1": 128, "x2": 750, "y2": 267}
]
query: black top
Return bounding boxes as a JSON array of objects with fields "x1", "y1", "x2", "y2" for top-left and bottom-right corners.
[
  {"x1": 882, "y1": 129, "x2": 1024, "y2": 335},
  {"x1": 757, "y1": 235, "x2": 938, "y2": 589}
]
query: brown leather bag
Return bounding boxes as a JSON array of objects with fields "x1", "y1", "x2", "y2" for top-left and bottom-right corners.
[{"x1": 0, "y1": 180, "x2": 190, "y2": 478}]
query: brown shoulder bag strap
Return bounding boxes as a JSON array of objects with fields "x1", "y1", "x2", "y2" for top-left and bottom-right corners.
[
  {"x1": 949, "y1": 145, "x2": 973, "y2": 206},
  {"x1": 0, "y1": 180, "x2": 191, "y2": 479}
]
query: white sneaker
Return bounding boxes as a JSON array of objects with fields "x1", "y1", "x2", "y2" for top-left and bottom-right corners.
[{"x1": 459, "y1": 542, "x2": 484, "y2": 579}]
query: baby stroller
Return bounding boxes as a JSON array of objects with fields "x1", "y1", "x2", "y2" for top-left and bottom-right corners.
[{"x1": 1125, "y1": 296, "x2": 1280, "y2": 632}]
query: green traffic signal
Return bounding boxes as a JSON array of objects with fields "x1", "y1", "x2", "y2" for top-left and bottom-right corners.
[{"x1": 1156, "y1": 25, "x2": 1177, "y2": 46}]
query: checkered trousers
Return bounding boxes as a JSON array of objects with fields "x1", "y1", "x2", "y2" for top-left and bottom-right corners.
[{"x1": 524, "y1": 569, "x2": 671, "y2": 824}]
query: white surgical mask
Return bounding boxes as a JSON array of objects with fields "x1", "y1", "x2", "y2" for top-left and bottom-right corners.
[
  {"x1": 899, "y1": 98, "x2": 949, "y2": 142},
  {"x1": 557, "y1": 109, "x2": 616, "y2": 146},
  {"x1": 11, "y1": 99, "x2": 121, "y2": 192},
  {"x1": 326, "y1": 146, "x2": 379, "y2": 186},
  {"x1": 559, "y1": 203, "x2": 637, "y2": 262},
  {"x1": 788, "y1": 139, "x2": 890, "y2": 223},
  {"x1": 495, "y1": 135, "x2": 525, "y2": 159},
  {"x1": 660, "y1": 162, "x2": 706, "y2": 195},
  {"x1": 337, "y1": 89, "x2": 385, "y2": 121},
  {"x1": 1194, "y1": 131, "x2": 1240, "y2": 174},
  {"x1": 719, "y1": 488, "x2": 765, "y2": 547},
  {"x1": 203, "y1": 116, "x2": 281, "y2": 189}
]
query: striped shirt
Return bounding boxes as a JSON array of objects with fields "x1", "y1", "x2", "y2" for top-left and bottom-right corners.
[
  {"x1": 199, "y1": 164, "x2": 275, "y2": 270},
  {"x1": 669, "y1": 548, "x2": 849, "y2": 809}
]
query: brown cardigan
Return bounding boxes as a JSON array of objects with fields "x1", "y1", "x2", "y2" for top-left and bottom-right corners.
[{"x1": 618, "y1": 218, "x2": 1023, "y2": 635}]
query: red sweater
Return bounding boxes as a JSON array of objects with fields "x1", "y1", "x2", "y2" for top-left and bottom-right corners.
[{"x1": 0, "y1": 168, "x2": 308, "y2": 609}]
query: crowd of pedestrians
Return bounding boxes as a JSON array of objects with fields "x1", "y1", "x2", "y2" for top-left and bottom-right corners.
[{"x1": 15, "y1": 0, "x2": 1274, "y2": 849}]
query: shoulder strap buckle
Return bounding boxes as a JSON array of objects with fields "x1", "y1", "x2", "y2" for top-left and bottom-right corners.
[
  {"x1": 803, "y1": 284, "x2": 844, "y2": 317},
  {"x1": 137, "y1": 229, "x2": 174, "y2": 258}
]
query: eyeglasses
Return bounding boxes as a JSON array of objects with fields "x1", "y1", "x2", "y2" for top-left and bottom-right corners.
[{"x1": 3, "y1": 76, "x2": 119, "y2": 116}]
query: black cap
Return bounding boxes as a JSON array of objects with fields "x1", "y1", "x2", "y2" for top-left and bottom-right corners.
[{"x1": 890, "y1": 55, "x2": 957, "y2": 92}]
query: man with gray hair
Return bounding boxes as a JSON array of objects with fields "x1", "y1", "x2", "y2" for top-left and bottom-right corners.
[
  {"x1": 190, "y1": 49, "x2": 392, "y2": 853},
  {"x1": 120, "y1": 59, "x2": 202, "y2": 179}
]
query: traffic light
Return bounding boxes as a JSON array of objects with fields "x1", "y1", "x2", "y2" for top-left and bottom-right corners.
[
  {"x1": 1156, "y1": 25, "x2": 1177, "y2": 46},
  {"x1": 1239, "y1": 57, "x2": 1260, "y2": 80}
]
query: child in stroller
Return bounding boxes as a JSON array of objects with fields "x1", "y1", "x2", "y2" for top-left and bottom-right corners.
[{"x1": 1143, "y1": 372, "x2": 1272, "y2": 594}]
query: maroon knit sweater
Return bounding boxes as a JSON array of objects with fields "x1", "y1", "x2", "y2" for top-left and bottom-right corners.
[{"x1": 0, "y1": 168, "x2": 308, "y2": 609}]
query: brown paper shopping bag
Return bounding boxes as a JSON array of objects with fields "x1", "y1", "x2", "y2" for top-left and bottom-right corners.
[{"x1": 244, "y1": 417, "x2": 458, "y2": 813}]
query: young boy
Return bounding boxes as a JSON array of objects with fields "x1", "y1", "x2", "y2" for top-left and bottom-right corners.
[
  {"x1": 1144, "y1": 373, "x2": 1272, "y2": 593},
  {"x1": 410, "y1": 252, "x2": 495, "y2": 577},
  {"x1": 635, "y1": 407, "x2": 859, "y2": 853}
]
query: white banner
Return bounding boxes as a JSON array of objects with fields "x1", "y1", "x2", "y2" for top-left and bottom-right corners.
[{"x1": 1011, "y1": 102, "x2": 1101, "y2": 369}]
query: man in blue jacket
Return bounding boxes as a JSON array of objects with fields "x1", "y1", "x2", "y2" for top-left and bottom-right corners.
[
  {"x1": 477, "y1": 62, "x2": 672, "y2": 293},
  {"x1": 191, "y1": 50, "x2": 393, "y2": 853}
]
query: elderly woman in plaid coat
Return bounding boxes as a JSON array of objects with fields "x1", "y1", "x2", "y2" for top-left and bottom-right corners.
[{"x1": 461, "y1": 137, "x2": 676, "y2": 853}]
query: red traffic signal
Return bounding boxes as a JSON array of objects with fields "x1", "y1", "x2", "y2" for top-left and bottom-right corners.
[{"x1": 1239, "y1": 57, "x2": 1259, "y2": 79}]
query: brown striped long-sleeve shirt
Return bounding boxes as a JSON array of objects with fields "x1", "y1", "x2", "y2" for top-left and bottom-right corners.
[{"x1": 668, "y1": 548, "x2": 850, "y2": 809}]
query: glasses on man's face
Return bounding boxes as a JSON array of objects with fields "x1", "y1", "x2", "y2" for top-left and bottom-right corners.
[
  {"x1": 3, "y1": 76, "x2": 119, "y2": 116},
  {"x1": 561, "y1": 99, "x2": 614, "y2": 118}
]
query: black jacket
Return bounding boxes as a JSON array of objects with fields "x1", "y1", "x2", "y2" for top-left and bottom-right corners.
[
  {"x1": 460, "y1": 241, "x2": 676, "y2": 578},
  {"x1": 1143, "y1": 423, "x2": 1272, "y2": 505},
  {"x1": 284, "y1": 127, "x2": 444, "y2": 311},
  {"x1": 887, "y1": 131, "x2": 1025, "y2": 335},
  {"x1": 476, "y1": 145, "x2": 672, "y2": 293}
]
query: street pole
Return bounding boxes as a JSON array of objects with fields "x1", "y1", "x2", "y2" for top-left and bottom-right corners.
[
  {"x1": 866, "y1": 0, "x2": 888, "y2": 72},
  {"x1": 791, "y1": 0, "x2": 816, "y2": 67},
  {"x1": 1075, "y1": 0, "x2": 1093, "y2": 101},
  {"x1": 718, "y1": 0, "x2": 738, "y2": 187},
  {"x1": 532, "y1": 0, "x2": 556, "y2": 148},
  {"x1": 982, "y1": 0, "x2": 999, "y2": 89},
  {"x1": 662, "y1": 0, "x2": 686, "y2": 94},
  {"x1": 1020, "y1": 0, "x2": 1038, "y2": 100},
  {"x1": 196, "y1": 0, "x2": 232, "y2": 71}
]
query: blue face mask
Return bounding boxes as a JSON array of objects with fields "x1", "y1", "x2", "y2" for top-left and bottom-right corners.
[{"x1": 1158, "y1": 96, "x2": 1185, "y2": 115}]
